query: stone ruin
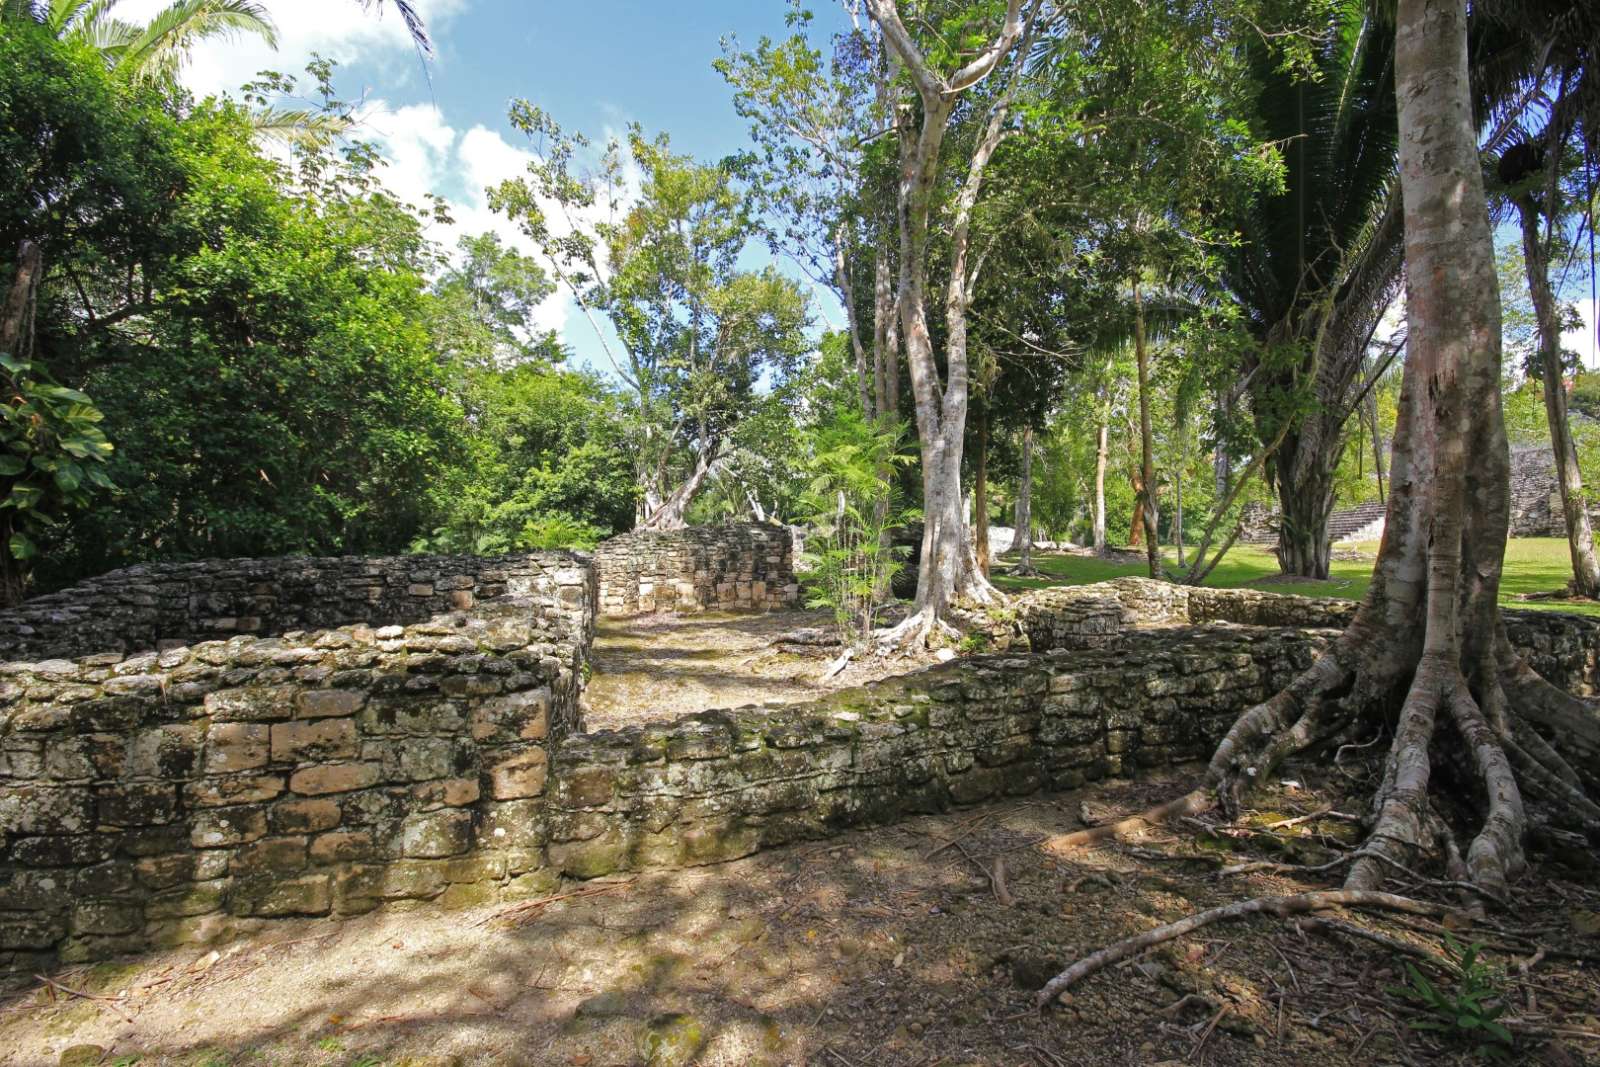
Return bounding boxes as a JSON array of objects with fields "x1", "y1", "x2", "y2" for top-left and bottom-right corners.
[
  {"x1": 593, "y1": 522, "x2": 799, "y2": 615},
  {"x1": 5, "y1": 533, "x2": 1600, "y2": 978}
]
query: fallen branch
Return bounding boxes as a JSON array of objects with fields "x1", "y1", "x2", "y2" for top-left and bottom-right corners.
[
  {"x1": 474, "y1": 878, "x2": 635, "y2": 927},
  {"x1": 1296, "y1": 916, "x2": 1455, "y2": 973},
  {"x1": 31, "y1": 974, "x2": 134, "y2": 1024},
  {"x1": 821, "y1": 647, "x2": 854, "y2": 681},
  {"x1": 991, "y1": 855, "x2": 1016, "y2": 906},
  {"x1": 1032, "y1": 889, "x2": 1444, "y2": 1009}
]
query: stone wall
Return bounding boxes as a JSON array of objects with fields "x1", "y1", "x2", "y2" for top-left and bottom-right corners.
[
  {"x1": 539, "y1": 626, "x2": 1330, "y2": 878},
  {"x1": 1, "y1": 553, "x2": 593, "y2": 976},
  {"x1": 1015, "y1": 577, "x2": 1600, "y2": 694},
  {"x1": 0, "y1": 553, "x2": 595, "y2": 662},
  {"x1": 594, "y1": 523, "x2": 798, "y2": 616},
  {"x1": 11, "y1": 565, "x2": 1600, "y2": 977}
]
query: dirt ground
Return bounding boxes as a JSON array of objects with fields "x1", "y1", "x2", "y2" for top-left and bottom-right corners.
[
  {"x1": 4, "y1": 765, "x2": 1597, "y2": 1067},
  {"x1": 581, "y1": 611, "x2": 945, "y2": 730}
]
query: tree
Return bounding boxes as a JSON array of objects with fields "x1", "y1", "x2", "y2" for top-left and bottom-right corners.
[
  {"x1": 429, "y1": 232, "x2": 563, "y2": 371},
  {"x1": 1057, "y1": 0, "x2": 1599, "y2": 919},
  {"x1": 2, "y1": 0, "x2": 278, "y2": 84},
  {"x1": 490, "y1": 110, "x2": 810, "y2": 530},
  {"x1": 36, "y1": 100, "x2": 463, "y2": 584},
  {"x1": 863, "y1": 0, "x2": 1032, "y2": 644},
  {"x1": 0, "y1": 243, "x2": 114, "y2": 604},
  {"x1": 1224, "y1": 0, "x2": 1405, "y2": 579}
]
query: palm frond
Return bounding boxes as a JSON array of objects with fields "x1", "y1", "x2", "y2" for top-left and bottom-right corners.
[
  {"x1": 361, "y1": 0, "x2": 431, "y2": 59},
  {"x1": 45, "y1": 0, "x2": 103, "y2": 33},
  {"x1": 112, "y1": 0, "x2": 276, "y2": 83},
  {"x1": 0, "y1": 0, "x2": 43, "y2": 22},
  {"x1": 249, "y1": 105, "x2": 352, "y2": 148}
]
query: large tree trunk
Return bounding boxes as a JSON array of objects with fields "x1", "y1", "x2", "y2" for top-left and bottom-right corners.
[
  {"x1": 1516, "y1": 192, "x2": 1600, "y2": 598},
  {"x1": 866, "y1": 0, "x2": 1025, "y2": 645},
  {"x1": 0, "y1": 241, "x2": 42, "y2": 608},
  {"x1": 1134, "y1": 281, "x2": 1159, "y2": 577},
  {"x1": 1271, "y1": 450, "x2": 1338, "y2": 578},
  {"x1": 1093, "y1": 418, "x2": 1108, "y2": 554},
  {"x1": 1259, "y1": 195, "x2": 1407, "y2": 579},
  {"x1": 1175, "y1": 0, "x2": 1600, "y2": 903},
  {"x1": 638, "y1": 444, "x2": 720, "y2": 531}
]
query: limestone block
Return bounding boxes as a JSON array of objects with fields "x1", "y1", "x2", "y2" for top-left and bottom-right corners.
[{"x1": 288, "y1": 761, "x2": 380, "y2": 796}]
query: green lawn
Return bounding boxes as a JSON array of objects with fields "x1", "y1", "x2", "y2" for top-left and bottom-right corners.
[{"x1": 992, "y1": 537, "x2": 1600, "y2": 618}]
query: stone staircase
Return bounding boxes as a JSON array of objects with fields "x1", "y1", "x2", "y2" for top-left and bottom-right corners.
[{"x1": 1330, "y1": 501, "x2": 1386, "y2": 543}]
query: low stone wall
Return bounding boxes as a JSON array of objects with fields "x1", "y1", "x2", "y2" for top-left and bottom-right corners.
[
  {"x1": 594, "y1": 523, "x2": 798, "y2": 616},
  {"x1": 11, "y1": 567, "x2": 1600, "y2": 977},
  {"x1": 540, "y1": 626, "x2": 1331, "y2": 877},
  {"x1": 1, "y1": 553, "x2": 593, "y2": 976},
  {"x1": 0, "y1": 553, "x2": 594, "y2": 662},
  {"x1": 1015, "y1": 578, "x2": 1600, "y2": 694}
]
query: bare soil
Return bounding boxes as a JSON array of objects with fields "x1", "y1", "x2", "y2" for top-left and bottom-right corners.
[
  {"x1": 581, "y1": 611, "x2": 945, "y2": 731},
  {"x1": 5, "y1": 766, "x2": 1597, "y2": 1067}
]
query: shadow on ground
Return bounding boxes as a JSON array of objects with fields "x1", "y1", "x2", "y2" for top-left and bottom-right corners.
[{"x1": 5, "y1": 764, "x2": 1597, "y2": 1067}]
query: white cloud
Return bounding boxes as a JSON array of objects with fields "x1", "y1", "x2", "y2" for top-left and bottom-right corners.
[
  {"x1": 115, "y1": 0, "x2": 466, "y2": 99},
  {"x1": 1564, "y1": 297, "x2": 1598, "y2": 372}
]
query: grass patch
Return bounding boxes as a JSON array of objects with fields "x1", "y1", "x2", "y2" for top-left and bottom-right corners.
[{"x1": 993, "y1": 538, "x2": 1600, "y2": 618}]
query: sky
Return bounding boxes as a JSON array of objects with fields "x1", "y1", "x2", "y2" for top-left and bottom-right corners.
[{"x1": 126, "y1": 0, "x2": 1598, "y2": 373}]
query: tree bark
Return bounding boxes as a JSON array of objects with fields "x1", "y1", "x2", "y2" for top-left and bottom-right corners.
[
  {"x1": 1272, "y1": 456, "x2": 1337, "y2": 579},
  {"x1": 975, "y1": 403, "x2": 990, "y2": 577},
  {"x1": 1093, "y1": 417, "x2": 1108, "y2": 554},
  {"x1": 1134, "y1": 281, "x2": 1159, "y2": 577},
  {"x1": 1515, "y1": 192, "x2": 1600, "y2": 597},
  {"x1": 0, "y1": 241, "x2": 43, "y2": 608},
  {"x1": 0, "y1": 241, "x2": 41, "y2": 359},
  {"x1": 1009, "y1": 424, "x2": 1035, "y2": 572}
]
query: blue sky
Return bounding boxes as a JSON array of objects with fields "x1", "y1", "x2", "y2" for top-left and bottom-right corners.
[{"x1": 127, "y1": 0, "x2": 853, "y2": 375}]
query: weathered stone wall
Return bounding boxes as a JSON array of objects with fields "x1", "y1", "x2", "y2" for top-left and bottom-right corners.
[
  {"x1": 540, "y1": 626, "x2": 1331, "y2": 878},
  {"x1": 594, "y1": 523, "x2": 798, "y2": 616},
  {"x1": 11, "y1": 566, "x2": 1600, "y2": 977},
  {"x1": 0, "y1": 553, "x2": 593, "y2": 975},
  {"x1": 0, "y1": 553, "x2": 594, "y2": 662},
  {"x1": 1015, "y1": 578, "x2": 1600, "y2": 694}
]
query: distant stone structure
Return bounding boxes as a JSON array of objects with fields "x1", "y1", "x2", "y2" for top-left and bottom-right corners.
[
  {"x1": 593, "y1": 522, "x2": 798, "y2": 616},
  {"x1": 1240, "y1": 441, "x2": 1591, "y2": 547}
]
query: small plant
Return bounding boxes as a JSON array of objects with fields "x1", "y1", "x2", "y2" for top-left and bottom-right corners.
[
  {"x1": 797, "y1": 412, "x2": 916, "y2": 646},
  {"x1": 1386, "y1": 934, "x2": 1514, "y2": 1060},
  {"x1": 957, "y1": 632, "x2": 989, "y2": 655}
]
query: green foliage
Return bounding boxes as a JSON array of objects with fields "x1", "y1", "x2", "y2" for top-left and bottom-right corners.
[
  {"x1": 0, "y1": 23, "x2": 181, "y2": 266},
  {"x1": 797, "y1": 411, "x2": 914, "y2": 645},
  {"x1": 0, "y1": 352, "x2": 113, "y2": 597},
  {"x1": 1386, "y1": 936, "x2": 1514, "y2": 1060},
  {"x1": 491, "y1": 106, "x2": 810, "y2": 519},
  {"x1": 415, "y1": 364, "x2": 633, "y2": 555}
]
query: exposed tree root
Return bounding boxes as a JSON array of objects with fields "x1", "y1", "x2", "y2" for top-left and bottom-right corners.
[
  {"x1": 1042, "y1": 788, "x2": 1215, "y2": 852},
  {"x1": 1033, "y1": 889, "x2": 1444, "y2": 1008}
]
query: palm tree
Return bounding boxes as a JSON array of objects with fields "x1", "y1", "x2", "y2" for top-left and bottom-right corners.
[
  {"x1": 2, "y1": 0, "x2": 430, "y2": 82},
  {"x1": 1222, "y1": 0, "x2": 1404, "y2": 579},
  {"x1": 3, "y1": 0, "x2": 279, "y2": 83},
  {"x1": 3, "y1": 0, "x2": 431, "y2": 143}
]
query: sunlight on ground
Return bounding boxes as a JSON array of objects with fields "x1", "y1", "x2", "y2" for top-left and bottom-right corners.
[{"x1": 994, "y1": 537, "x2": 1600, "y2": 618}]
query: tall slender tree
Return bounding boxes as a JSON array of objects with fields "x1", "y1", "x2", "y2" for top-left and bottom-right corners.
[{"x1": 864, "y1": 0, "x2": 1032, "y2": 644}]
